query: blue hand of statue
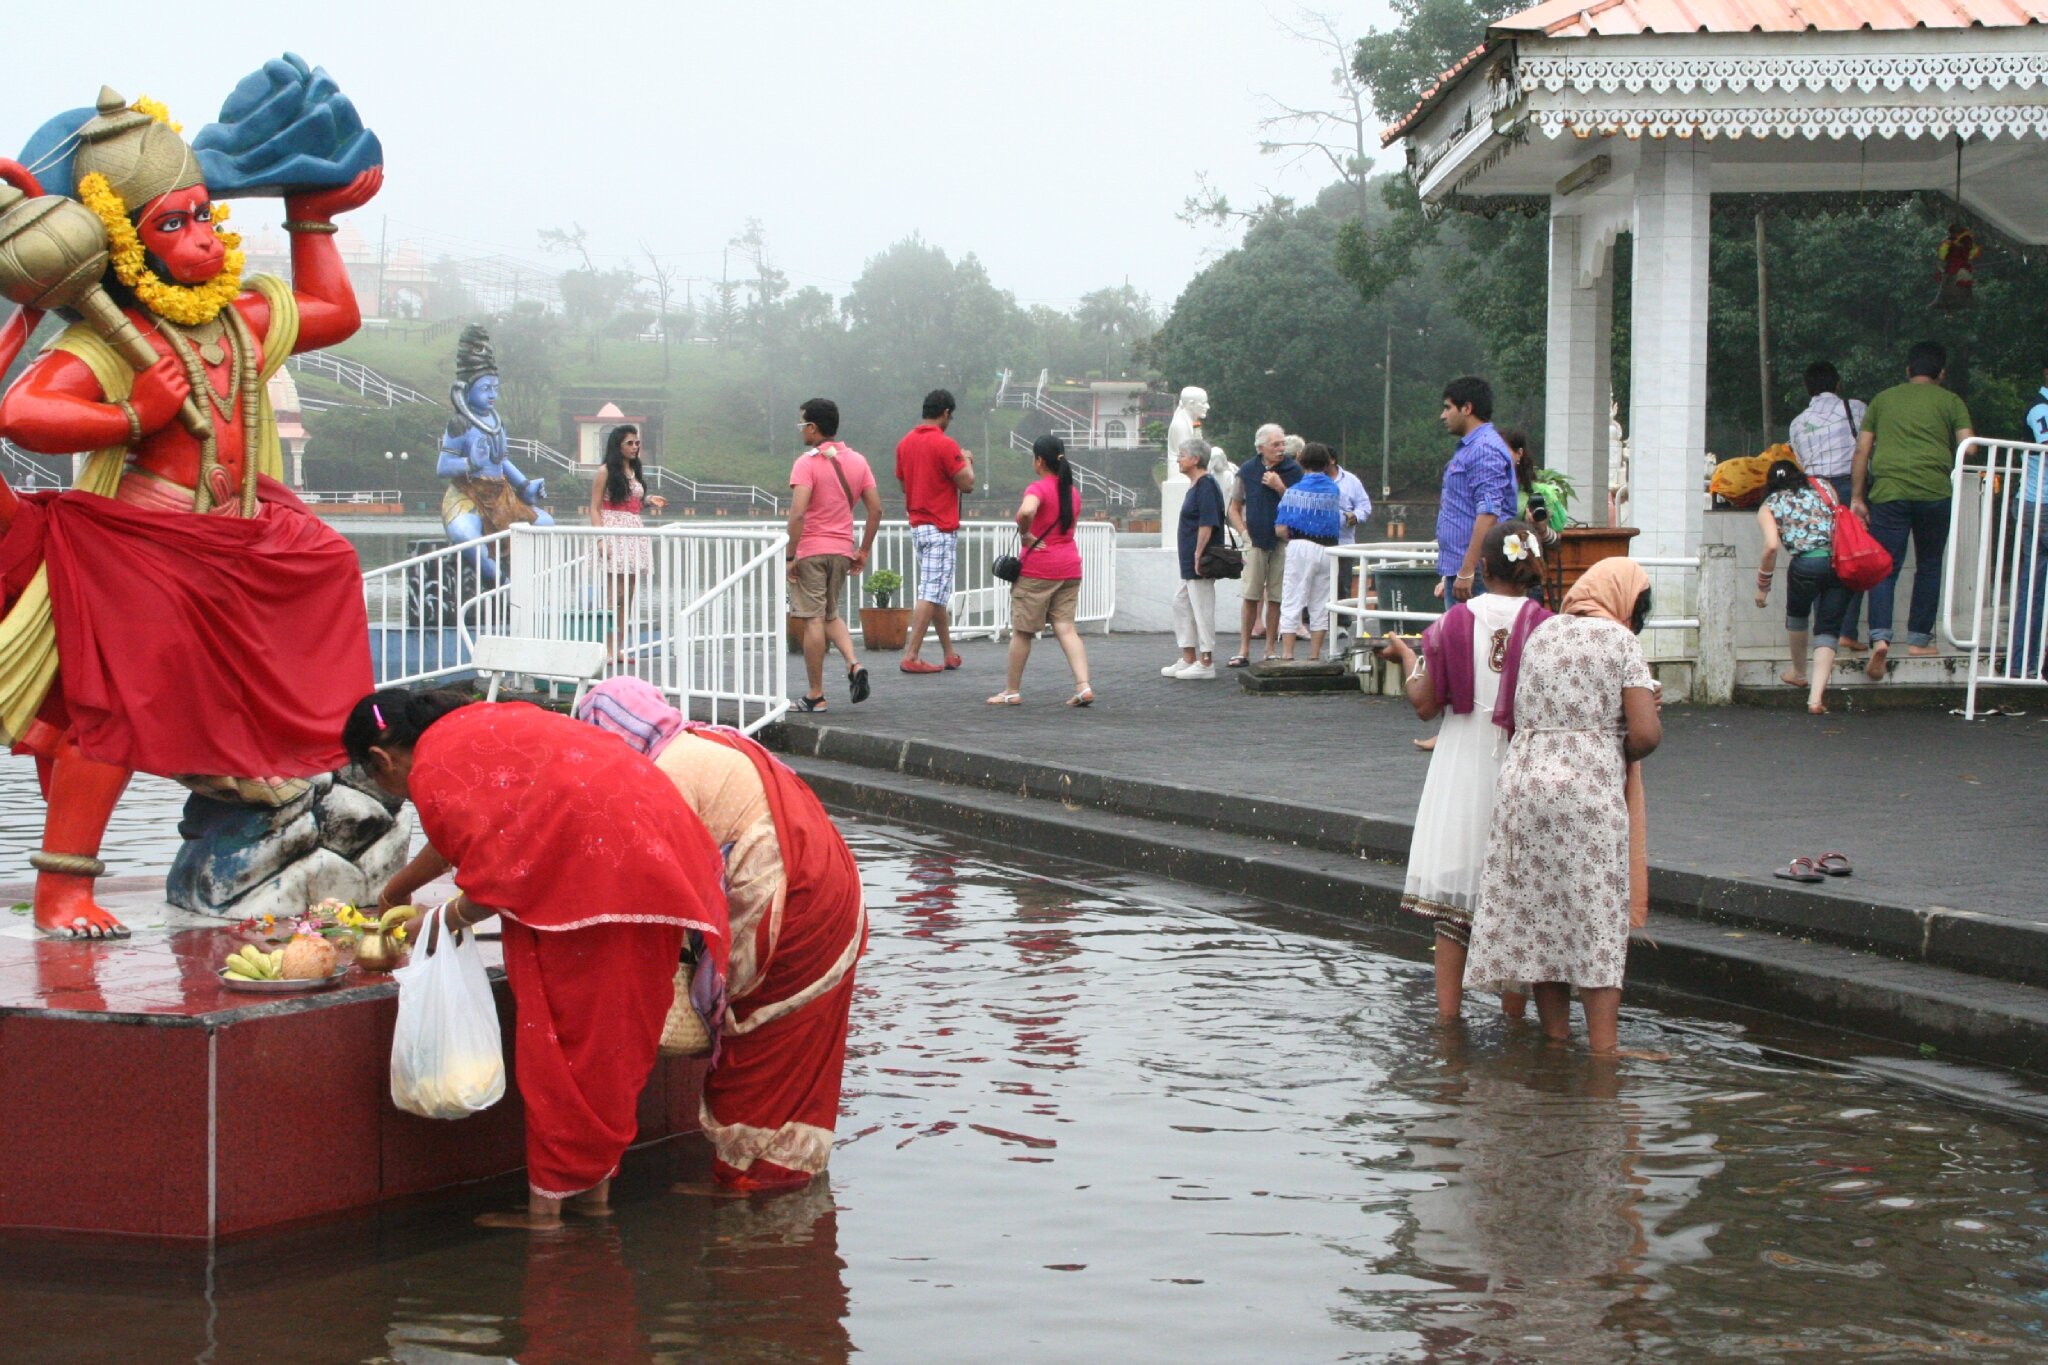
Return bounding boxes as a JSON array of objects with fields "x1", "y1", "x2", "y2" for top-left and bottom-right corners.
[{"x1": 526, "y1": 478, "x2": 547, "y2": 503}]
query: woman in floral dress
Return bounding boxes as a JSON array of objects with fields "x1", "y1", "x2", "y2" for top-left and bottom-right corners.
[{"x1": 1463, "y1": 557, "x2": 1662, "y2": 1053}]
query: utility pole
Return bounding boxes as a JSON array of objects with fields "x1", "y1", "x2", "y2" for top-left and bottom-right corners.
[
  {"x1": 1380, "y1": 323, "x2": 1393, "y2": 499},
  {"x1": 1755, "y1": 212, "x2": 1774, "y2": 437},
  {"x1": 375, "y1": 215, "x2": 388, "y2": 321}
]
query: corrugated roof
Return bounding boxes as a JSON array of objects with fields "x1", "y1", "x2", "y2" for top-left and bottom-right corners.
[
  {"x1": 1381, "y1": 0, "x2": 2048, "y2": 144},
  {"x1": 1493, "y1": 0, "x2": 2048, "y2": 38}
]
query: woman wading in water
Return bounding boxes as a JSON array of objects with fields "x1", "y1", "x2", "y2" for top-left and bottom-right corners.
[
  {"x1": 1462, "y1": 557, "x2": 1661, "y2": 1054},
  {"x1": 1378, "y1": 521, "x2": 1548, "y2": 1023},
  {"x1": 358, "y1": 690, "x2": 729, "y2": 1229}
]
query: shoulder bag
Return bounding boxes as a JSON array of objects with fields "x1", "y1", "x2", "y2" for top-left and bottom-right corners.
[
  {"x1": 818, "y1": 449, "x2": 861, "y2": 557},
  {"x1": 1194, "y1": 483, "x2": 1243, "y2": 579},
  {"x1": 1807, "y1": 475, "x2": 1892, "y2": 593}
]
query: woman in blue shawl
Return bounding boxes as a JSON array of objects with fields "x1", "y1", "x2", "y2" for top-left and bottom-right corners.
[{"x1": 1273, "y1": 442, "x2": 1344, "y2": 660}]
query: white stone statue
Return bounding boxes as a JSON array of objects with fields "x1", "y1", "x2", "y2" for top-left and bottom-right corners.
[
  {"x1": 1207, "y1": 443, "x2": 1235, "y2": 507},
  {"x1": 1609, "y1": 400, "x2": 1631, "y2": 527},
  {"x1": 1160, "y1": 385, "x2": 1209, "y2": 549}
]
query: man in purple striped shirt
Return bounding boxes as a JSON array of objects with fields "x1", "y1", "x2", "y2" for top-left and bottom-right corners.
[{"x1": 1434, "y1": 376, "x2": 1518, "y2": 603}]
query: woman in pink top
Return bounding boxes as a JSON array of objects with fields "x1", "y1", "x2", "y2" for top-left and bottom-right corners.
[
  {"x1": 587, "y1": 425, "x2": 666, "y2": 664},
  {"x1": 990, "y1": 436, "x2": 1093, "y2": 707}
]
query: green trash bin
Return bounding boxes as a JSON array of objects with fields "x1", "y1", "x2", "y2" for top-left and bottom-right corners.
[{"x1": 1372, "y1": 568, "x2": 1444, "y2": 634}]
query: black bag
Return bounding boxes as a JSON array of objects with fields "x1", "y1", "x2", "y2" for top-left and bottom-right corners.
[
  {"x1": 993, "y1": 552, "x2": 1023, "y2": 584},
  {"x1": 1198, "y1": 527, "x2": 1244, "y2": 580}
]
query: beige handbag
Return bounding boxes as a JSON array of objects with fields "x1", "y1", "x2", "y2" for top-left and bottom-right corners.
[{"x1": 658, "y1": 961, "x2": 713, "y2": 1057}]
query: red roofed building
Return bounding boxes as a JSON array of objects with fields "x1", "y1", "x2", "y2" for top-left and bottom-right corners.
[{"x1": 1383, "y1": 0, "x2": 2048, "y2": 645}]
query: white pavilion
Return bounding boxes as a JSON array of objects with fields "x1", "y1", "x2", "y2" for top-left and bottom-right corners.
[{"x1": 1386, "y1": 0, "x2": 2048, "y2": 571}]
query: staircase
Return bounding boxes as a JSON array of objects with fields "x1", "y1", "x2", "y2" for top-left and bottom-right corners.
[
  {"x1": 993, "y1": 369, "x2": 1141, "y2": 509},
  {"x1": 0, "y1": 439, "x2": 65, "y2": 491},
  {"x1": 290, "y1": 350, "x2": 781, "y2": 513}
]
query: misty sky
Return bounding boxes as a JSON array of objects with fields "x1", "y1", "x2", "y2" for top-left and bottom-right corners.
[{"x1": 3, "y1": 0, "x2": 1397, "y2": 312}]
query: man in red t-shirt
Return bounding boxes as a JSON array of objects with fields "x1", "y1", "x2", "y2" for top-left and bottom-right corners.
[{"x1": 894, "y1": 388, "x2": 977, "y2": 672}]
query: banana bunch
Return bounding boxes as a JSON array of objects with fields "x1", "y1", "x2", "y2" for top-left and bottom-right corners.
[
  {"x1": 224, "y1": 945, "x2": 285, "y2": 981},
  {"x1": 380, "y1": 905, "x2": 419, "y2": 933}
]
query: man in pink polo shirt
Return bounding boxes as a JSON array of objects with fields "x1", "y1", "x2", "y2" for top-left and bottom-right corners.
[
  {"x1": 895, "y1": 387, "x2": 977, "y2": 673},
  {"x1": 787, "y1": 397, "x2": 882, "y2": 711}
]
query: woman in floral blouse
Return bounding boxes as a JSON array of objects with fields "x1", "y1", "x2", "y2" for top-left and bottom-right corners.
[{"x1": 1756, "y1": 458, "x2": 1849, "y2": 715}]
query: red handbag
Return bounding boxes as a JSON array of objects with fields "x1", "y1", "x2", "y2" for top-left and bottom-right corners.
[{"x1": 1808, "y1": 477, "x2": 1893, "y2": 593}]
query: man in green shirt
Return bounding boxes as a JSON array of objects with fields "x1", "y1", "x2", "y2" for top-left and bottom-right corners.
[{"x1": 1851, "y1": 340, "x2": 1974, "y2": 677}]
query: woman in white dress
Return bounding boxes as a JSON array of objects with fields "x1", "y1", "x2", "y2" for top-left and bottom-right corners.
[
  {"x1": 1464, "y1": 557, "x2": 1662, "y2": 1053},
  {"x1": 587, "y1": 424, "x2": 665, "y2": 664},
  {"x1": 1376, "y1": 521, "x2": 1549, "y2": 1021}
]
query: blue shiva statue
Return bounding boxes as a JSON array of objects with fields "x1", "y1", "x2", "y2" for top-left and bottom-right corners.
[{"x1": 438, "y1": 323, "x2": 549, "y2": 580}]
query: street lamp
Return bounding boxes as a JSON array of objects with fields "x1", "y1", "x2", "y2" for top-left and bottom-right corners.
[{"x1": 1380, "y1": 324, "x2": 1393, "y2": 501}]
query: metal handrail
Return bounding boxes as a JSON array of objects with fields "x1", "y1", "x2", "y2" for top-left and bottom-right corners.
[{"x1": 1943, "y1": 436, "x2": 2048, "y2": 718}]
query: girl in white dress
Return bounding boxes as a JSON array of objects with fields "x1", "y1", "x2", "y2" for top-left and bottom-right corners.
[{"x1": 1376, "y1": 521, "x2": 1549, "y2": 1021}]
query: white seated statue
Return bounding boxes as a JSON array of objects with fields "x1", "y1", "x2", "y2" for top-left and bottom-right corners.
[{"x1": 1161, "y1": 385, "x2": 1209, "y2": 549}]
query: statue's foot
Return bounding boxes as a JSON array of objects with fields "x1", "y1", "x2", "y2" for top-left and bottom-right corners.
[{"x1": 33, "y1": 875, "x2": 130, "y2": 939}]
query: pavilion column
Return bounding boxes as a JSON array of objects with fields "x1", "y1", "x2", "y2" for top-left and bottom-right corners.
[
  {"x1": 1544, "y1": 205, "x2": 1614, "y2": 527},
  {"x1": 1627, "y1": 136, "x2": 1712, "y2": 563}
]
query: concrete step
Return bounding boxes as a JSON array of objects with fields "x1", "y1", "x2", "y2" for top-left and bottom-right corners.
[
  {"x1": 788, "y1": 750, "x2": 2048, "y2": 1076},
  {"x1": 1732, "y1": 652, "x2": 2048, "y2": 710},
  {"x1": 767, "y1": 721, "x2": 2048, "y2": 991}
]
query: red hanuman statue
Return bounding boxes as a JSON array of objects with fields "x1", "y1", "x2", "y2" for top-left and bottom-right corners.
[{"x1": 0, "y1": 83, "x2": 378, "y2": 937}]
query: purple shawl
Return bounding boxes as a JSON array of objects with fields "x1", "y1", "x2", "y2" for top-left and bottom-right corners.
[{"x1": 1420, "y1": 596, "x2": 1553, "y2": 735}]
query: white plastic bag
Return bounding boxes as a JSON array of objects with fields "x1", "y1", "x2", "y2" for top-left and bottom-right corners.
[{"x1": 389, "y1": 906, "x2": 506, "y2": 1119}]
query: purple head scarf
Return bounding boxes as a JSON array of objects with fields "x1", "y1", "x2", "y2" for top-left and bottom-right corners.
[{"x1": 573, "y1": 676, "x2": 685, "y2": 758}]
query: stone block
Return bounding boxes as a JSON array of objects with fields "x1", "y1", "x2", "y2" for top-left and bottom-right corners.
[
  {"x1": 167, "y1": 801, "x2": 321, "y2": 910},
  {"x1": 356, "y1": 815, "x2": 415, "y2": 896},
  {"x1": 316, "y1": 782, "x2": 396, "y2": 861}
]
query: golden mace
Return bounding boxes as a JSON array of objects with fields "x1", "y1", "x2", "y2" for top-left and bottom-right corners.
[{"x1": 0, "y1": 183, "x2": 212, "y2": 441}]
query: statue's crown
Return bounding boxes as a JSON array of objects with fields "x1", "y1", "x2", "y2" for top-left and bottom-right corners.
[
  {"x1": 73, "y1": 87, "x2": 201, "y2": 208},
  {"x1": 455, "y1": 323, "x2": 498, "y2": 383}
]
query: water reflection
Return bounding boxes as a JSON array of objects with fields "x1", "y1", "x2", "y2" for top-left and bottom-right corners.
[{"x1": 6, "y1": 823, "x2": 2048, "y2": 1362}]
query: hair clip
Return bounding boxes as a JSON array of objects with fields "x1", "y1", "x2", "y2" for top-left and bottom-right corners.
[{"x1": 372, "y1": 703, "x2": 386, "y2": 729}]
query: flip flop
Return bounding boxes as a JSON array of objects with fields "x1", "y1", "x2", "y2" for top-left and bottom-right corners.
[
  {"x1": 1065, "y1": 685, "x2": 1095, "y2": 708},
  {"x1": 899, "y1": 658, "x2": 943, "y2": 674},
  {"x1": 1774, "y1": 857, "x2": 1825, "y2": 884},
  {"x1": 847, "y1": 665, "x2": 871, "y2": 704},
  {"x1": 792, "y1": 695, "x2": 827, "y2": 712},
  {"x1": 986, "y1": 692, "x2": 1021, "y2": 706},
  {"x1": 944, "y1": 654, "x2": 964, "y2": 670},
  {"x1": 1814, "y1": 851, "x2": 1853, "y2": 877},
  {"x1": 1226, "y1": 655, "x2": 1249, "y2": 668}
]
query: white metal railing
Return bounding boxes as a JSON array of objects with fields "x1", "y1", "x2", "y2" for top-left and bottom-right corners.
[
  {"x1": 361, "y1": 524, "x2": 790, "y2": 733},
  {"x1": 290, "y1": 351, "x2": 433, "y2": 406},
  {"x1": 507, "y1": 436, "x2": 782, "y2": 513},
  {"x1": 1945, "y1": 436, "x2": 2048, "y2": 719},
  {"x1": 1003, "y1": 431, "x2": 1139, "y2": 507},
  {"x1": 836, "y1": 519, "x2": 1117, "y2": 639},
  {"x1": 0, "y1": 439, "x2": 65, "y2": 491},
  {"x1": 302, "y1": 489, "x2": 402, "y2": 505},
  {"x1": 1323, "y1": 541, "x2": 1700, "y2": 659}
]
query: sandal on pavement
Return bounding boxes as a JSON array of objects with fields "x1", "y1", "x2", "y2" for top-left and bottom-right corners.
[
  {"x1": 944, "y1": 654, "x2": 964, "y2": 670},
  {"x1": 793, "y1": 695, "x2": 828, "y2": 713},
  {"x1": 1226, "y1": 655, "x2": 1249, "y2": 668},
  {"x1": 1866, "y1": 641, "x2": 1890, "y2": 681},
  {"x1": 847, "y1": 665, "x2": 871, "y2": 703},
  {"x1": 986, "y1": 691, "x2": 1022, "y2": 706},
  {"x1": 1814, "y1": 851, "x2": 1853, "y2": 877},
  {"x1": 900, "y1": 657, "x2": 943, "y2": 674},
  {"x1": 1774, "y1": 856, "x2": 1826, "y2": 884},
  {"x1": 1065, "y1": 685, "x2": 1095, "y2": 708}
]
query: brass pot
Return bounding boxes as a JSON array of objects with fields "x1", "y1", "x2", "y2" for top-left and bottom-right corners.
[{"x1": 354, "y1": 929, "x2": 407, "y2": 973}]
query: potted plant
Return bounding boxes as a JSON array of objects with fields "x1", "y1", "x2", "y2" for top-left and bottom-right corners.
[{"x1": 859, "y1": 569, "x2": 909, "y2": 650}]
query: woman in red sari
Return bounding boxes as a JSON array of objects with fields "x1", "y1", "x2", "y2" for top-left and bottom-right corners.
[
  {"x1": 347, "y1": 689, "x2": 729, "y2": 1229},
  {"x1": 575, "y1": 677, "x2": 867, "y2": 1192}
]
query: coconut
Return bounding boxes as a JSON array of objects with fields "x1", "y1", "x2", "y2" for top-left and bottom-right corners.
[{"x1": 278, "y1": 933, "x2": 338, "y2": 980}]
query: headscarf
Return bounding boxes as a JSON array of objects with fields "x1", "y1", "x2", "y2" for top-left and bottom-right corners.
[
  {"x1": 574, "y1": 676, "x2": 683, "y2": 758},
  {"x1": 1559, "y1": 555, "x2": 1654, "y2": 930},
  {"x1": 1560, "y1": 555, "x2": 1650, "y2": 628}
]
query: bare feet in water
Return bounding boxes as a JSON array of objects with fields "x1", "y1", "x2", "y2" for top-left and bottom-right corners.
[
  {"x1": 671, "y1": 1180, "x2": 753, "y2": 1200},
  {"x1": 475, "y1": 1181, "x2": 610, "y2": 1229}
]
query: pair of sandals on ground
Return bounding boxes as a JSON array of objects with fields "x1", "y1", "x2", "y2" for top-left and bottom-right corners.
[{"x1": 1774, "y1": 850, "x2": 1854, "y2": 883}]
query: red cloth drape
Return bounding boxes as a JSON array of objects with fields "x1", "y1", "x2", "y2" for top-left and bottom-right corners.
[
  {"x1": 410, "y1": 703, "x2": 731, "y2": 1197},
  {"x1": 686, "y1": 725, "x2": 866, "y2": 1190},
  {"x1": 27, "y1": 478, "x2": 372, "y2": 775}
]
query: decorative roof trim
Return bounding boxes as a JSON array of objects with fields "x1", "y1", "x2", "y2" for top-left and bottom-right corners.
[
  {"x1": 1527, "y1": 103, "x2": 2048, "y2": 139},
  {"x1": 1519, "y1": 51, "x2": 2048, "y2": 96}
]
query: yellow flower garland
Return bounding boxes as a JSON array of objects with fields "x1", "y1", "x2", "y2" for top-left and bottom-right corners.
[
  {"x1": 75, "y1": 172, "x2": 244, "y2": 327},
  {"x1": 129, "y1": 95, "x2": 182, "y2": 133}
]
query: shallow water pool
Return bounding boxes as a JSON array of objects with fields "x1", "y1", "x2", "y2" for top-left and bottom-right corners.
[{"x1": 3, "y1": 813, "x2": 2048, "y2": 1362}]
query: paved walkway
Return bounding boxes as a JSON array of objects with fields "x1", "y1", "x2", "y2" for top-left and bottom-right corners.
[{"x1": 789, "y1": 631, "x2": 2048, "y2": 926}]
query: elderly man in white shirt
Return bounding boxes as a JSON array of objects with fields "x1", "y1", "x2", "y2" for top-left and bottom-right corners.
[
  {"x1": 1327, "y1": 447, "x2": 1373, "y2": 644},
  {"x1": 1787, "y1": 360, "x2": 1869, "y2": 650}
]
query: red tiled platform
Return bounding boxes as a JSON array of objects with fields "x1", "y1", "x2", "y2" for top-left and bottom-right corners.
[{"x1": 0, "y1": 879, "x2": 706, "y2": 1239}]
